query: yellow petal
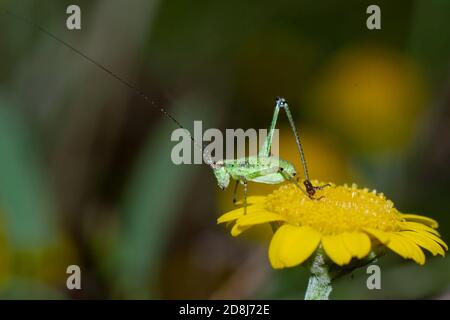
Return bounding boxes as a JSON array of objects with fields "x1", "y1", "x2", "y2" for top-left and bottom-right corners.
[
  {"x1": 341, "y1": 232, "x2": 371, "y2": 259},
  {"x1": 418, "y1": 230, "x2": 448, "y2": 251},
  {"x1": 400, "y1": 222, "x2": 440, "y2": 236},
  {"x1": 234, "y1": 196, "x2": 266, "y2": 205},
  {"x1": 401, "y1": 223, "x2": 447, "y2": 251},
  {"x1": 400, "y1": 231, "x2": 445, "y2": 256},
  {"x1": 217, "y1": 205, "x2": 261, "y2": 224},
  {"x1": 217, "y1": 208, "x2": 244, "y2": 224},
  {"x1": 363, "y1": 228, "x2": 390, "y2": 244},
  {"x1": 230, "y1": 223, "x2": 251, "y2": 237},
  {"x1": 386, "y1": 233, "x2": 410, "y2": 259},
  {"x1": 269, "y1": 225, "x2": 289, "y2": 269},
  {"x1": 269, "y1": 225, "x2": 321, "y2": 269},
  {"x1": 398, "y1": 234, "x2": 426, "y2": 265},
  {"x1": 401, "y1": 214, "x2": 438, "y2": 228},
  {"x1": 387, "y1": 233, "x2": 425, "y2": 265},
  {"x1": 322, "y1": 234, "x2": 353, "y2": 266},
  {"x1": 236, "y1": 211, "x2": 286, "y2": 227}
]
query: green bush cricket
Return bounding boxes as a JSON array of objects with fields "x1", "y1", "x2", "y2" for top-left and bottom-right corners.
[{"x1": 212, "y1": 97, "x2": 331, "y2": 214}]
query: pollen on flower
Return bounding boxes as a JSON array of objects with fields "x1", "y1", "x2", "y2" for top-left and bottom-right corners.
[
  {"x1": 218, "y1": 180, "x2": 447, "y2": 268},
  {"x1": 265, "y1": 181, "x2": 401, "y2": 235}
]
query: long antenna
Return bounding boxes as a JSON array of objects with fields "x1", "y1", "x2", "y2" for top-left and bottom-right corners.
[{"x1": 1, "y1": 8, "x2": 216, "y2": 167}]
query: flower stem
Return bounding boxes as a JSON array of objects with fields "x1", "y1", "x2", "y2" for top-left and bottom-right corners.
[{"x1": 304, "y1": 251, "x2": 332, "y2": 300}]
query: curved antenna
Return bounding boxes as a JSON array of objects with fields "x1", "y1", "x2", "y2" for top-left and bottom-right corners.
[{"x1": 1, "y1": 8, "x2": 216, "y2": 168}]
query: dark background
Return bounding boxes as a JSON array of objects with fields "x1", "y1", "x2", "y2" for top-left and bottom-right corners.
[{"x1": 0, "y1": 0, "x2": 448, "y2": 299}]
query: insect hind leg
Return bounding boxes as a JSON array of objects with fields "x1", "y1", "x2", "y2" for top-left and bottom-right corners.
[
  {"x1": 314, "y1": 183, "x2": 331, "y2": 191},
  {"x1": 278, "y1": 168, "x2": 310, "y2": 198},
  {"x1": 303, "y1": 180, "x2": 329, "y2": 200},
  {"x1": 309, "y1": 183, "x2": 332, "y2": 201},
  {"x1": 277, "y1": 99, "x2": 310, "y2": 182},
  {"x1": 232, "y1": 180, "x2": 239, "y2": 205}
]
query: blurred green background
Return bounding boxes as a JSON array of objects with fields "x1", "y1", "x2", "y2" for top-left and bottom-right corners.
[{"x1": 0, "y1": 0, "x2": 449, "y2": 299}]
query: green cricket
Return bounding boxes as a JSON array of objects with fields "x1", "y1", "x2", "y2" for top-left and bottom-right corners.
[
  {"x1": 3, "y1": 9, "x2": 330, "y2": 215},
  {"x1": 210, "y1": 97, "x2": 331, "y2": 214}
]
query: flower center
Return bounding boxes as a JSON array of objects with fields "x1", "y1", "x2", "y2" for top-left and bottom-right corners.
[{"x1": 265, "y1": 181, "x2": 401, "y2": 235}]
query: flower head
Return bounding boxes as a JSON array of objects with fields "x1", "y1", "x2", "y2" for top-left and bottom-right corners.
[{"x1": 218, "y1": 181, "x2": 447, "y2": 268}]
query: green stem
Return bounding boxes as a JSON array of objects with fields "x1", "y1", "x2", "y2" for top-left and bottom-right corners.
[{"x1": 304, "y1": 251, "x2": 332, "y2": 300}]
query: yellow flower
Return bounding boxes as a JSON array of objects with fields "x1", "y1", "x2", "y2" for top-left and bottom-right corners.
[{"x1": 217, "y1": 182, "x2": 447, "y2": 268}]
